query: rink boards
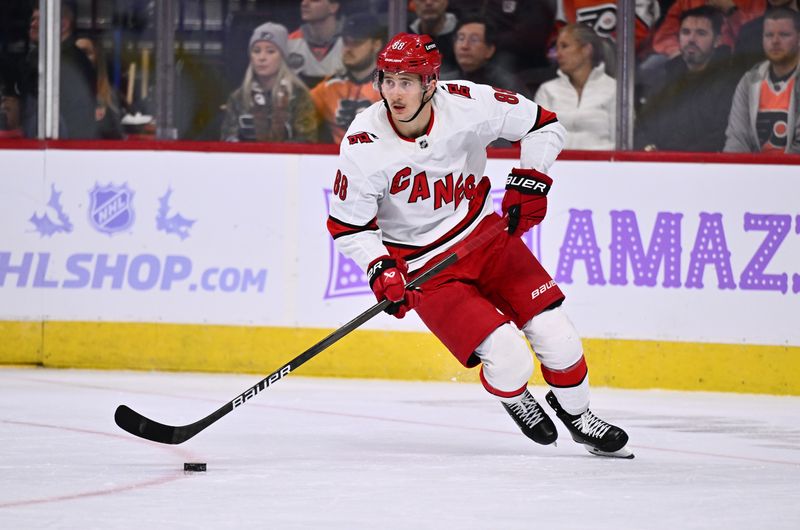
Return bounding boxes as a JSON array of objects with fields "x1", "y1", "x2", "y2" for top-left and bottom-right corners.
[{"x1": 0, "y1": 147, "x2": 798, "y2": 394}]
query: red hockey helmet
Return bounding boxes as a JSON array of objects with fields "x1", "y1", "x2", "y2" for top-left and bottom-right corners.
[{"x1": 377, "y1": 33, "x2": 442, "y2": 83}]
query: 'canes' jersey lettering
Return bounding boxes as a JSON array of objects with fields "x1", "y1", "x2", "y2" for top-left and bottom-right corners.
[{"x1": 327, "y1": 79, "x2": 566, "y2": 272}]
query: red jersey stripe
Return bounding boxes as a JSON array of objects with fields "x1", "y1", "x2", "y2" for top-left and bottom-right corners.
[{"x1": 327, "y1": 215, "x2": 379, "y2": 239}]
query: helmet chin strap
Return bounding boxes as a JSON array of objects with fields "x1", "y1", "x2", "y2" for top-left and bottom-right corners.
[{"x1": 398, "y1": 84, "x2": 434, "y2": 123}]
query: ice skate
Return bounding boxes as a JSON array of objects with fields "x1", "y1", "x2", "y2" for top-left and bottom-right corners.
[
  {"x1": 502, "y1": 389, "x2": 558, "y2": 445},
  {"x1": 545, "y1": 391, "x2": 634, "y2": 459}
]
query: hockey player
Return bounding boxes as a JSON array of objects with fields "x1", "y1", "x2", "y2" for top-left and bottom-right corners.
[{"x1": 326, "y1": 33, "x2": 633, "y2": 458}]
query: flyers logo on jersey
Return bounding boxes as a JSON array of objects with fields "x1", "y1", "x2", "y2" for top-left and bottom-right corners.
[
  {"x1": 576, "y1": 5, "x2": 617, "y2": 38},
  {"x1": 347, "y1": 131, "x2": 377, "y2": 145}
]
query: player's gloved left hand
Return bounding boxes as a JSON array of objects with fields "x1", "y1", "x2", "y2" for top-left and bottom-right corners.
[
  {"x1": 501, "y1": 167, "x2": 553, "y2": 237},
  {"x1": 367, "y1": 256, "x2": 422, "y2": 319}
]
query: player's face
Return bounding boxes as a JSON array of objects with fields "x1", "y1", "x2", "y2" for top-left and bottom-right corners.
[
  {"x1": 679, "y1": 17, "x2": 718, "y2": 68},
  {"x1": 454, "y1": 23, "x2": 495, "y2": 74},
  {"x1": 300, "y1": 0, "x2": 338, "y2": 23},
  {"x1": 342, "y1": 37, "x2": 380, "y2": 72},
  {"x1": 380, "y1": 72, "x2": 428, "y2": 120},
  {"x1": 763, "y1": 18, "x2": 800, "y2": 65},
  {"x1": 250, "y1": 41, "x2": 283, "y2": 79},
  {"x1": 555, "y1": 30, "x2": 591, "y2": 75}
]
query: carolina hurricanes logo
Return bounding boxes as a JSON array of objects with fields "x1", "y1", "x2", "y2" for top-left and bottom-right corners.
[
  {"x1": 446, "y1": 83, "x2": 472, "y2": 99},
  {"x1": 347, "y1": 131, "x2": 375, "y2": 144}
]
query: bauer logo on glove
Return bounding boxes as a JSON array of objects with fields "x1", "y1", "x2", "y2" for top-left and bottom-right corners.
[
  {"x1": 506, "y1": 173, "x2": 551, "y2": 194},
  {"x1": 501, "y1": 167, "x2": 553, "y2": 237}
]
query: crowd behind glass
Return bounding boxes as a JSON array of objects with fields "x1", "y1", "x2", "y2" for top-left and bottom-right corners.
[{"x1": 0, "y1": 0, "x2": 798, "y2": 154}]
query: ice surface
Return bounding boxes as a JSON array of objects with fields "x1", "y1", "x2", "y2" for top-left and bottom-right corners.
[{"x1": 1, "y1": 368, "x2": 798, "y2": 529}]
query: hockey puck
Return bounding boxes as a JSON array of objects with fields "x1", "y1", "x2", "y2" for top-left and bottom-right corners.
[{"x1": 183, "y1": 462, "x2": 207, "y2": 472}]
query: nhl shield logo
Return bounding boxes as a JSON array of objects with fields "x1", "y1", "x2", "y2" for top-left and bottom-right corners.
[{"x1": 89, "y1": 182, "x2": 135, "y2": 234}]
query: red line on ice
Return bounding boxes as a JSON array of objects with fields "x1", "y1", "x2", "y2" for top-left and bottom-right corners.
[{"x1": 0, "y1": 419, "x2": 196, "y2": 508}]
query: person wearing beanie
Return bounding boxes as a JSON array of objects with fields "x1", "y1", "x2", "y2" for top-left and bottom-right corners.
[
  {"x1": 221, "y1": 21, "x2": 318, "y2": 142},
  {"x1": 310, "y1": 13, "x2": 385, "y2": 144}
]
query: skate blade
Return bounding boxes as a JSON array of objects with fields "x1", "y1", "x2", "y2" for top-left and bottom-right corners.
[{"x1": 586, "y1": 445, "x2": 635, "y2": 459}]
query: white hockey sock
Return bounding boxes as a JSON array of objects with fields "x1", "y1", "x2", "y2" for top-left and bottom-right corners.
[
  {"x1": 474, "y1": 323, "x2": 533, "y2": 403},
  {"x1": 549, "y1": 378, "x2": 590, "y2": 416}
]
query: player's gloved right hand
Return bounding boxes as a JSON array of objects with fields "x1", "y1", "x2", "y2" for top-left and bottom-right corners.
[
  {"x1": 501, "y1": 167, "x2": 553, "y2": 237},
  {"x1": 367, "y1": 256, "x2": 421, "y2": 319}
]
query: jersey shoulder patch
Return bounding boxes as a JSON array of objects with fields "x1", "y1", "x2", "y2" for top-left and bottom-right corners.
[
  {"x1": 441, "y1": 82, "x2": 474, "y2": 99},
  {"x1": 345, "y1": 131, "x2": 379, "y2": 145}
]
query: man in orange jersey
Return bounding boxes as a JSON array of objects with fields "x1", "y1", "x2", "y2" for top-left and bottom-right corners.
[
  {"x1": 725, "y1": 7, "x2": 800, "y2": 152},
  {"x1": 310, "y1": 13, "x2": 385, "y2": 144}
]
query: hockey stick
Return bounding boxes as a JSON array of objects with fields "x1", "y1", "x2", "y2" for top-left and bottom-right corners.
[{"x1": 115, "y1": 216, "x2": 507, "y2": 444}]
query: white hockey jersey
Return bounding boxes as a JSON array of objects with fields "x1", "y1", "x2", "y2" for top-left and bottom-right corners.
[{"x1": 327, "y1": 80, "x2": 566, "y2": 273}]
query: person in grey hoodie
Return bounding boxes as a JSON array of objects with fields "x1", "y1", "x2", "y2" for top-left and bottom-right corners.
[{"x1": 724, "y1": 7, "x2": 800, "y2": 153}]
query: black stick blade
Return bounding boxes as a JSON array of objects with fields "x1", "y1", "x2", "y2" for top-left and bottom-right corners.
[
  {"x1": 114, "y1": 405, "x2": 194, "y2": 445},
  {"x1": 112, "y1": 219, "x2": 507, "y2": 445}
]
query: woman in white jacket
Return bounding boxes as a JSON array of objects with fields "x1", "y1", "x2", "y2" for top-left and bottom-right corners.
[{"x1": 534, "y1": 24, "x2": 617, "y2": 150}]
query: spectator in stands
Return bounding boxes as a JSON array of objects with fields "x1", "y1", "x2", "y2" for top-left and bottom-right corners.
[
  {"x1": 310, "y1": 13, "x2": 384, "y2": 144},
  {"x1": 0, "y1": 76, "x2": 23, "y2": 139},
  {"x1": 554, "y1": 0, "x2": 661, "y2": 58},
  {"x1": 75, "y1": 36, "x2": 124, "y2": 139},
  {"x1": 636, "y1": 6, "x2": 740, "y2": 151},
  {"x1": 457, "y1": 0, "x2": 557, "y2": 93},
  {"x1": 19, "y1": 2, "x2": 97, "y2": 139},
  {"x1": 724, "y1": 7, "x2": 800, "y2": 152},
  {"x1": 534, "y1": 23, "x2": 617, "y2": 150},
  {"x1": 735, "y1": 0, "x2": 799, "y2": 70},
  {"x1": 222, "y1": 22, "x2": 318, "y2": 143},
  {"x1": 408, "y1": 0, "x2": 458, "y2": 73},
  {"x1": 440, "y1": 16, "x2": 527, "y2": 95},
  {"x1": 650, "y1": 0, "x2": 766, "y2": 59},
  {"x1": 287, "y1": 0, "x2": 345, "y2": 89}
]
